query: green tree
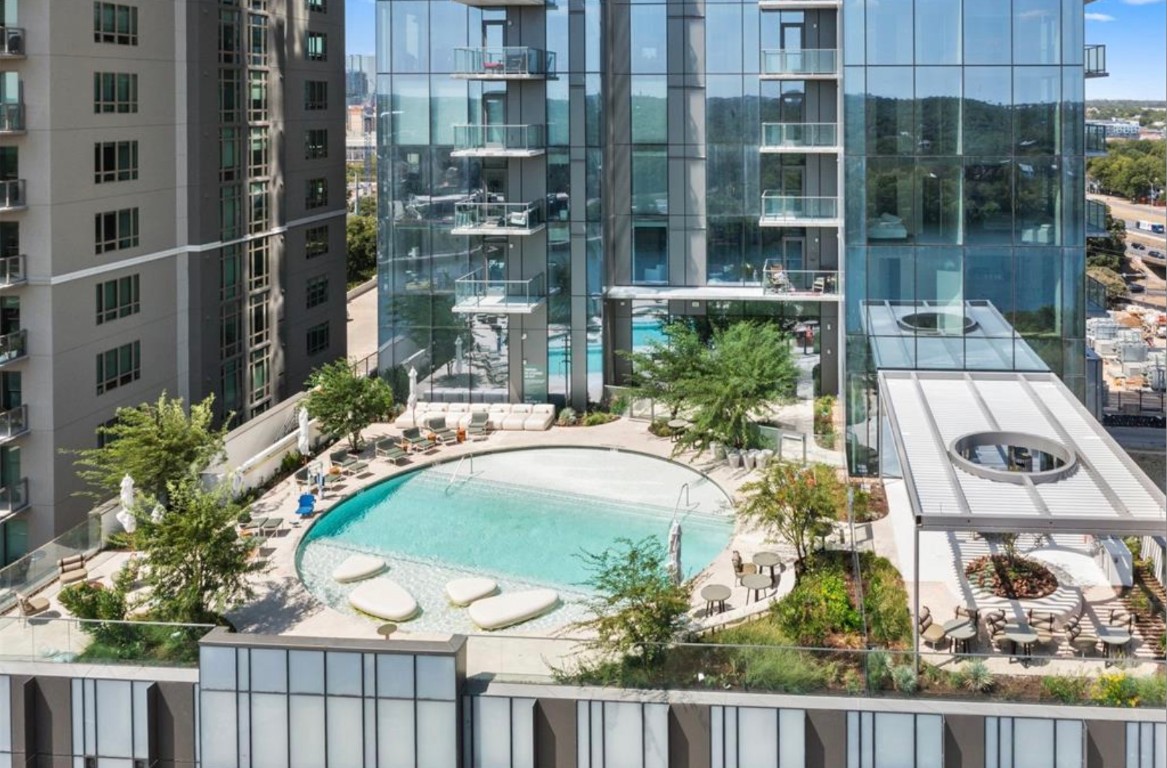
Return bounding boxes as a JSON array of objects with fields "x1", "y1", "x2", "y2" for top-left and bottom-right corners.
[
  {"x1": 304, "y1": 359, "x2": 395, "y2": 450},
  {"x1": 737, "y1": 462, "x2": 841, "y2": 568},
  {"x1": 673, "y1": 322, "x2": 799, "y2": 453},
  {"x1": 72, "y1": 393, "x2": 228, "y2": 503},
  {"x1": 1088, "y1": 140, "x2": 1166, "y2": 201},
  {"x1": 618, "y1": 321, "x2": 708, "y2": 420},
  {"x1": 135, "y1": 479, "x2": 258, "y2": 624},
  {"x1": 1086, "y1": 211, "x2": 1127, "y2": 272},
  {"x1": 573, "y1": 537, "x2": 692, "y2": 664},
  {"x1": 346, "y1": 213, "x2": 377, "y2": 286}
]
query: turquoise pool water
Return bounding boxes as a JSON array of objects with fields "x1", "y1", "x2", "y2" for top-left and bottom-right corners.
[
  {"x1": 299, "y1": 448, "x2": 732, "y2": 591},
  {"x1": 548, "y1": 317, "x2": 666, "y2": 376}
]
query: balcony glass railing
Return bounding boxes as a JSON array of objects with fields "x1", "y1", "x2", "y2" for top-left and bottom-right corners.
[
  {"x1": 454, "y1": 268, "x2": 545, "y2": 312},
  {"x1": 453, "y1": 124, "x2": 546, "y2": 154},
  {"x1": 761, "y1": 49, "x2": 837, "y2": 76},
  {"x1": 1085, "y1": 45, "x2": 1107, "y2": 77},
  {"x1": 0, "y1": 27, "x2": 24, "y2": 57},
  {"x1": 760, "y1": 193, "x2": 839, "y2": 222},
  {"x1": 761, "y1": 122, "x2": 838, "y2": 149},
  {"x1": 0, "y1": 328, "x2": 27, "y2": 365},
  {"x1": 760, "y1": 261, "x2": 839, "y2": 295},
  {"x1": 453, "y1": 199, "x2": 546, "y2": 233},
  {"x1": 0, "y1": 404, "x2": 27, "y2": 442},
  {"x1": 0, "y1": 179, "x2": 25, "y2": 211},
  {"x1": 1085, "y1": 123, "x2": 1107, "y2": 155},
  {"x1": 1086, "y1": 199, "x2": 1108, "y2": 237},
  {"x1": 0, "y1": 254, "x2": 25, "y2": 288},
  {"x1": 0, "y1": 477, "x2": 28, "y2": 516},
  {"x1": 0, "y1": 103, "x2": 23, "y2": 134},
  {"x1": 1086, "y1": 274, "x2": 1109, "y2": 313},
  {"x1": 453, "y1": 47, "x2": 557, "y2": 78}
]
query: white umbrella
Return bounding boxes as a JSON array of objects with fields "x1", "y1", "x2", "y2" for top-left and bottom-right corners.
[
  {"x1": 119, "y1": 474, "x2": 135, "y2": 512},
  {"x1": 297, "y1": 406, "x2": 311, "y2": 456},
  {"x1": 454, "y1": 336, "x2": 464, "y2": 375},
  {"x1": 116, "y1": 508, "x2": 137, "y2": 534},
  {"x1": 407, "y1": 366, "x2": 418, "y2": 425},
  {"x1": 667, "y1": 519, "x2": 683, "y2": 585}
]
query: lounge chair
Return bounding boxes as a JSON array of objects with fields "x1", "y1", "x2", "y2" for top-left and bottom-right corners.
[
  {"x1": 58, "y1": 554, "x2": 89, "y2": 586},
  {"x1": 425, "y1": 416, "x2": 457, "y2": 444},
  {"x1": 259, "y1": 517, "x2": 283, "y2": 537},
  {"x1": 466, "y1": 411, "x2": 490, "y2": 436},
  {"x1": 375, "y1": 438, "x2": 410, "y2": 464},
  {"x1": 918, "y1": 606, "x2": 949, "y2": 649},
  {"x1": 399, "y1": 426, "x2": 429, "y2": 450},
  {"x1": 329, "y1": 450, "x2": 357, "y2": 471},
  {"x1": 295, "y1": 494, "x2": 316, "y2": 518},
  {"x1": 17, "y1": 593, "x2": 49, "y2": 617}
]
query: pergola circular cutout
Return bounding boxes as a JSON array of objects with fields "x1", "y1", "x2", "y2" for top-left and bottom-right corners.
[
  {"x1": 948, "y1": 431, "x2": 1077, "y2": 485},
  {"x1": 896, "y1": 310, "x2": 978, "y2": 335}
]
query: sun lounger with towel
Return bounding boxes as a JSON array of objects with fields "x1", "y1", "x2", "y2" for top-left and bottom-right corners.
[
  {"x1": 425, "y1": 416, "x2": 457, "y2": 443},
  {"x1": 399, "y1": 426, "x2": 429, "y2": 450}
]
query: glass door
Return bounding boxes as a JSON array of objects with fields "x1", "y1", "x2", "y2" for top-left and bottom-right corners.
[
  {"x1": 781, "y1": 236, "x2": 805, "y2": 272},
  {"x1": 481, "y1": 90, "x2": 506, "y2": 149}
]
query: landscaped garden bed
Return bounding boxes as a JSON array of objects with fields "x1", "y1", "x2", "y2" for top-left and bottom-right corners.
[{"x1": 965, "y1": 554, "x2": 1059, "y2": 599}]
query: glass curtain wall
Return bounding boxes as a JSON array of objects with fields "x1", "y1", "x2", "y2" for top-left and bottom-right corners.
[{"x1": 842, "y1": 0, "x2": 1085, "y2": 473}]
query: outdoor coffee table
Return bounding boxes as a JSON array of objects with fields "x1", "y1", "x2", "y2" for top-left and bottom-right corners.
[
  {"x1": 1099, "y1": 628, "x2": 1131, "y2": 659},
  {"x1": 752, "y1": 551, "x2": 783, "y2": 581},
  {"x1": 943, "y1": 619, "x2": 977, "y2": 654},
  {"x1": 700, "y1": 583, "x2": 731, "y2": 615},
  {"x1": 1003, "y1": 624, "x2": 1039, "y2": 662},
  {"x1": 741, "y1": 573, "x2": 773, "y2": 604},
  {"x1": 667, "y1": 419, "x2": 690, "y2": 442}
]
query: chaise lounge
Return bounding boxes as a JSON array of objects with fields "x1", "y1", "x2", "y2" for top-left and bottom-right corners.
[
  {"x1": 424, "y1": 416, "x2": 458, "y2": 444},
  {"x1": 399, "y1": 426, "x2": 430, "y2": 450},
  {"x1": 375, "y1": 437, "x2": 410, "y2": 464},
  {"x1": 58, "y1": 554, "x2": 89, "y2": 586}
]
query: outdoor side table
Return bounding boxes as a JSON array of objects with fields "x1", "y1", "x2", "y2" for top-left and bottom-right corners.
[
  {"x1": 1003, "y1": 624, "x2": 1039, "y2": 662},
  {"x1": 377, "y1": 623, "x2": 398, "y2": 640},
  {"x1": 943, "y1": 619, "x2": 977, "y2": 654},
  {"x1": 741, "y1": 573, "x2": 773, "y2": 604},
  {"x1": 700, "y1": 583, "x2": 731, "y2": 615},
  {"x1": 752, "y1": 552, "x2": 782, "y2": 582},
  {"x1": 1099, "y1": 629, "x2": 1131, "y2": 659},
  {"x1": 667, "y1": 419, "x2": 690, "y2": 442}
]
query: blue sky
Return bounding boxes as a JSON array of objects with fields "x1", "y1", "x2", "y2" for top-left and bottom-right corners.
[{"x1": 345, "y1": 0, "x2": 1165, "y2": 101}]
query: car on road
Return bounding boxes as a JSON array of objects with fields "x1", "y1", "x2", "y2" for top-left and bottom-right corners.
[
  {"x1": 1127, "y1": 282, "x2": 1146, "y2": 293},
  {"x1": 1131, "y1": 242, "x2": 1146, "y2": 251},
  {"x1": 1149, "y1": 250, "x2": 1165, "y2": 260}
]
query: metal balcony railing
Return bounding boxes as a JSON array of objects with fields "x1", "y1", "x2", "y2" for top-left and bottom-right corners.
[
  {"x1": 0, "y1": 180, "x2": 26, "y2": 211},
  {"x1": 761, "y1": 122, "x2": 838, "y2": 150},
  {"x1": 1085, "y1": 45, "x2": 1107, "y2": 78},
  {"x1": 452, "y1": 47, "x2": 557, "y2": 78},
  {"x1": 453, "y1": 268, "x2": 546, "y2": 313},
  {"x1": 452, "y1": 199, "x2": 546, "y2": 235},
  {"x1": 0, "y1": 27, "x2": 25, "y2": 57},
  {"x1": 0, "y1": 477, "x2": 29, "y2": 517},
  {"x1": 452, "y1": 124, "x2": 546, "y2": 156},
  {"x1": 761, "y1": 49, "x2": 837, "y2": 77},
  {"x1": 759, "y1": 194, "x2": 839, "y2": 224},
  {"x1": 452, "y1": 0, "x2": 545, "y2": 8},
  {"x1": 760, "y1": 262, "x2": 839, "y2": 296},
  {"x1": 0, "y1": 329, "x2": 27, "y2": 366},
  {"x1": 1085, "y1": 123, "x2": 1107, "y2": 155},
  {"x1": 0, "y1": 404, "x2": 27, "y2": 443},
  {"x1": 0, "y1": 255, "x2": 25, "y2": 289},
  {"x1": 0, "y1": 103, "x2": 24, "y2": 134},
  {"x1": 1086, "y1": 199, "x2": 1108, "y2": 238}
]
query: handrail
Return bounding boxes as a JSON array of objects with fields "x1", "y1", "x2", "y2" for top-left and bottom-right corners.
[
  {"x1": 672, "y1": 483, "x2": 692, "y2": 521},
  {"x1": 446, "y1": 454, "x2": 476, "y2": 488}
]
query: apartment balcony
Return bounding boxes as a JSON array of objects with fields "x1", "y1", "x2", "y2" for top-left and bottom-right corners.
[
  {"x1": 759, "y1": 0, "x2": 839, "y2": 8},
  {"x1": 0, "y1": 477, "x2": 29, "y2": 518},
  {"x1": 452, "y1": 268, "x2": 546, "y2": 314},
  {"x1": 0, "y1": 27, "x2": 25, "y2": 58},
  {"x1": 0, "y1": 328, "x2": 27, "y2": 367},
  {"x1": 759, "y1": 194, "x2": 841, "y2": 227},
  {"x1": 761, "y1": 262, "x2": 840, "y2": 300},
  {"x1": 452, "y1": 199, "x2": 546, "y2": 236},
  {"x1": 0, "y1": 179, "x2": 26, "y2": 212},
  {"x1": 1086, "y1": 199, "x2": 1108, "y2": 238},
  {"x1": 0, "y1": 254, "x2": 26, "y2": 289},
  {"x1": 1085, "y1": 45, "x2": 1107, "y2": 78},
  {"x1": 760, "y1": 49, "x2": 837, "y2": 79},
  {"x1": 451, "y1": 124, "x2": 546, "y2": 158},
  {"x1": 760, "y1": 122, "x2": 839, "y2": 153},
  {"x1": 0, "y1": 403, "x2": 27, "y2": 444},
  {"x1": 452, "y1": 47, "x2": 557, "y2": 80},
  {"x1": 0, "y1": 103, "x2": 24, "y2": 135},
  {"x1": 452, "y1": 0, "x2": 544, "y2": 7},
  {"x1": 1085, "y1": 123, "x2": 1107, "y2": 156}
]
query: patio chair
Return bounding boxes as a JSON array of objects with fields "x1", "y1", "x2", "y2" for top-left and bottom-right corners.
[
  {"x1": 375, "y1": 438, "x2": 410, "y2": 465},
  {"x1": 735, "y1": 562, "x2": 758, "y2": 586},
  {"x1": 1066, "y1": 623, "x2": 1098, "y2": 656},
  {"x1": 466, "y1": 411, "x2": 490, "y2": 436},
  {"x1": 1027, "y1": 609, "x2": 1055, "y2": 628},
  {"x1": 1109, "y1": 608, "x2": 1134, "y2": 631},
  {"x1": 17, "y1": 593, "x2": 49, "y2": 617},
  {"x1": 918, "y1": 607, "x2": 949, "y2": 649},
  {"x1": 57, "y1": 554, "x2": 89, "y2": 586},
  {"x1": 295, "y1": 494, "x2": 316, "y2": 518},
  {"x1": 954, "y1": 605, "x2": 980, "y2": 624},
  {"x1": 425, "y1": 415, "x2": 457, "y2": 444},
  {"x1": 987, "y1": 616, "x2": 1011, "y2": 652},
  {"x1": 399, "y1": 426, "x2": 429, "y2": 450},
  {"x1": 329, "y1": 449, "x2": 357, "y2": 471}
]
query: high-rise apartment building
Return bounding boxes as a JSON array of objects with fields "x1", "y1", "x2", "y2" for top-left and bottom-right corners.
[
  {"x1": 0, "y1": 0, "x2": 348, "y2": 564},
  {"x1": 375, "y1": 0, "x2": 1106, "y2": 473}
]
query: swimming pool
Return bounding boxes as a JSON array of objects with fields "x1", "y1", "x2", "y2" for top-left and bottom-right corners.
[
  {"x1": 548, "y1": 317, "x2": 666, "y2": 376},
  {"x1": 296, "y1": 447, "x2": 733, "y2": 633}
]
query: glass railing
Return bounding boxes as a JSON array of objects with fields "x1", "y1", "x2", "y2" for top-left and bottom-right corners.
[
  {"x1": 0, "y1": 328, "x2": 26, "y2": 364},
  {"x1": 453, "y1": 199, "x2": 546, "y2": 233},
  {"x1": 0, "y1": 179, "x2": 25, "y2": 210},
  {"x1": 453, "y1": 47, "x2": 557, "y2": 78},
  {"x1": 0, "y1": 616, "x2": 213, "y2": 667},
  {"x1": 453, "y1": 268, "x2": 546, "y2": 311},
  {"x1": 452, "y1": 124, "x2": 546, "y2": 154},
  {"x1": 761, "y1": 122, "x2": 838, "y2": 149},
  {"x1": 0, "y1": 404, "x2": 27, "y2": 442},
  {"x1": 1086, "y1": 199, "x2": 1108, "y2": 237},
  {"x1": 1085, "y1": 45, "x2": 1107, "y2": 77},
  {"x1": 1086, "y1": 274, "x2": 1110, "y2": 313},
  {"x1": 0, "y1": 27, "x2": 24, "y2": 57},
  {"x1": 0, "y1": 477, "x2": 28, "y2": 516},
  {"x1": 0, "y1": 254, "x2": 25, "y2": 288},
  {"x1": 1085, "y1": 123, "x2": 1107, "y2": 155},
  {"x1": 761, "y1": 49, "x2": 837, "y2": 76},
  {"x1": 760, "y1": 262, "x2": 839, "y2": 295},
  {"x1": 760, "y1": 193, "x2": 839, "y2": 222},
  {"x1": 0, "y1": 103, "x2": 23, "y2": 133}
]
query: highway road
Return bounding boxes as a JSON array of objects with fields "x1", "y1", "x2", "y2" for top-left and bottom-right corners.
[
  {"x1": 1088, "y1": 194, "x2": 1167, "y2": 245},
  {"x1": 1107, "y1": 426, "x2": 1167, "y2": 453}
]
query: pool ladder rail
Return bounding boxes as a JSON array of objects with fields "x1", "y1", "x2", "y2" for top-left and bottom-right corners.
[
  {"x1": 672, "y1": 483, "x2": 699, "y2": 522},
  {"x1": 446, "y1": 454, "x2": 478, "y2": 490}
]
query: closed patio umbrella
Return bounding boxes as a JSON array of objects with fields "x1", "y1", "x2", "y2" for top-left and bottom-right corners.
[
  {"x1": 298, "y1": 406, "x2": 311, "y2": 456},
  {"x1": 668, "y1": 519, "x2": 682, "y2": 585}
]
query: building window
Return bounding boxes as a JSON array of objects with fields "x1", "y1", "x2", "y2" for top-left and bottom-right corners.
[
  {"x1": 219, "y1": 69, "x2": 242, "y2": 122},
  {"x1": 218, "y1": 9, "x2": 241, "y2": 63},
  {"x1": 249, "y1": 0, "x2": 268, "y2": 10},
  {"x1": 249, "y1": 347, "x2": 271, "y2": 407},
  {"x1": 93, "y1": 73, "x2": 138, "y2": 114},
  {"x1": 249, "y1": 238, "x2": 269, "y2": 292},
  {"x1": 248, "y1": 127, "x2": 269, "y2": 177},
  {"x1": 1127, "y1": 722, "x2": 1166, "y2": 768},
  {"x1": 220, "y1": 244, "x2": 242, "y2": 300},
  {"x1": 305, "y1": 275, "x2": 329, "y2": 308},
  {"x1": 249, "y1": 181, "x2": 269, "y2": 233},
  {"x1": 305, "y1": 128, "x2": 328, "y2": 160},
  {"x1": 307, "y1": 0, "x2": 327, "y2": 12},
  {"x1": 248, "y1": 70, "x2": 268, "y2": 122},
  {"x1": 849, "y1": 712, "x2": 943, "y2": 768},
  {"x1": 304, "y1": 80, "x2": 328, "y2": 110},
  {"x1": 711, "y1": 707, "x2": 805, "y2": 767},
  {"x1": 307, "y1": 322, "x2": 329, "y2": 355},
  {"x1": 306, "y1": 225, "x2": 328, "y2": 258},
  {"x1": 95, "y1": 274, "x2": 140, "y2": 324},
  {"x1": 249, "y1": 292, "x2": 269, "y2": 347},
  {"x1": 220, "y1": 300, "x2": 242, "y2": 358},
  {"x1": 94, "y1": 140, "x2": 138, "y2": 184},
  {"x1": 986, "y1": 718, "x2": 1082, "y2": 768},
  {"x1": 220, "y1": 185, "x2": 242, "y2": 239},
  {"x1": 306, "y1": 178, "x2": 328, "y2": 209},
  {"x1": 307, "y1": 32, "x2": 327, "y2": 61},
  {"x1": 220, "y1": 127, "x2": 242, "y2": 182},
  {"x1": 96, "y1": 340, "x2": 141, "y2": 395},
  {"x1": 93, "y1": 2, "x2": 138, "y2": 45},
  {"x1": 94, "y1": 208, "x2": 140, "y2": 254},
  {"x1": 96, "y1": 417, "x2": 120, "y2": 448},
  {"x1": 248, "y1": 13, "x2": 268, "y2": 67},
  {"x1": 220, "y1": 357, "x2": 243, "y2": 416}
]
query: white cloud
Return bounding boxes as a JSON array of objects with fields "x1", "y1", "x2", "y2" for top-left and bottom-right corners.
[
  {"x1": 1085, "y1": 12, "x2": 1116, "y2": 20},
  {"x1": 1121, "y1": 0, "x2": 1163, "y2": 6}
]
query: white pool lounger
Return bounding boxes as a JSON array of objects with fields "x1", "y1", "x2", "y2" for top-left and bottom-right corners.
[
  {"x1": 468, "y1": 589, "x2": 559, "y2": 630},
  {"x1": 445, "y1": 577, "x2": 498, "y2": 606},
  {"x1": 349, "y1": 579, "x2": 419, "y2": 621},
  {"x1": 332, "y1": 554, "x2": 388, "y2": 583}
]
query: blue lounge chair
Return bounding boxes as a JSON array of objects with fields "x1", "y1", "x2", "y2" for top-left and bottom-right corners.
[{"x1": 295, "y1": 493, "x2": 316, "y2": 518}]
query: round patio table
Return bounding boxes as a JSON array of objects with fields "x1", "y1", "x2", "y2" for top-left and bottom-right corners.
[
  {"x1": 943, "y1": 619, "x2": 977, "y2": 654},
  {"x1": 1003, "y1": 624, "x2": 1039, "y2": 661},
  {"x1": 752, "y1": 552, "x2": 783, "y2": 581},
  {"x1": 667, "y1": 419, "x2": 690, "y2": 442},
  {"x1": 377, "y1": 623, "x2": 398, "y2": 640},
  {"x1": 701, "y1": 583, "x2": 731, "y2": 615},
  {"x1": 1099, "y1": 629, "x2": 1131, "y2": 659},
  {"x1": 741, "y1": 573, "x2": 773, "y2": 604}
]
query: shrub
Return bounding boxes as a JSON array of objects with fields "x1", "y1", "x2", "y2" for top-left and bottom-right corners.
[
  {"x1": 609, "y1": 394, "x2": 629, "y2": 415},
  {"x1": 891, "y1": 664, "x2": 918, "y2": 694},
  {"x1": 582, "y1": 411, "x2": 619, "y2": 427},
  {"x1": 1132, "y1": 674, "x2": 1166, "y2": 707},
  {"x1": 1094, "y1": 672, "x2": 1141, "y2": 708},
  {"x1": 736, "y1": 645, "x2": 834, "y2": 694},
  {"x1": 955, "y1": 660, "x2": 994, "y2": 693},
  {"x1": 279, "y1": 450, "x2": 304, "y2": 475},
  {"x1": 813, "y1": 396, "x2": 836, "y2": 449},
  {"x1": 648, "y1": 418, "x2": 672, "y2": 437},
  {"x1": 556, "y1": 407, "x2": 579, "y2": 427},
  {"x1": 859, "y1": 552, "x2": 913, "y2": 647},
  {"x1": 866, "y1": 650, "x2": 891, "y2": 690},
  {"x1": 1041, "y1": 675, "x2": 1091, "y2": 704},
  {"x1": 773, "y1": 569, "x2": 860, "y2": 646}
]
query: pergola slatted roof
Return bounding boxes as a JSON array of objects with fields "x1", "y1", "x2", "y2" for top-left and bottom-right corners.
[{"x1": 879, "y1": 370, "x2": 1166, "y2": 535}]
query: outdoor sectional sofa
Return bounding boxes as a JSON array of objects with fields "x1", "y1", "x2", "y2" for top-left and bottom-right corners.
[{"x1": 393, "y1": 402, "x2": 555, "y2": 431}]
